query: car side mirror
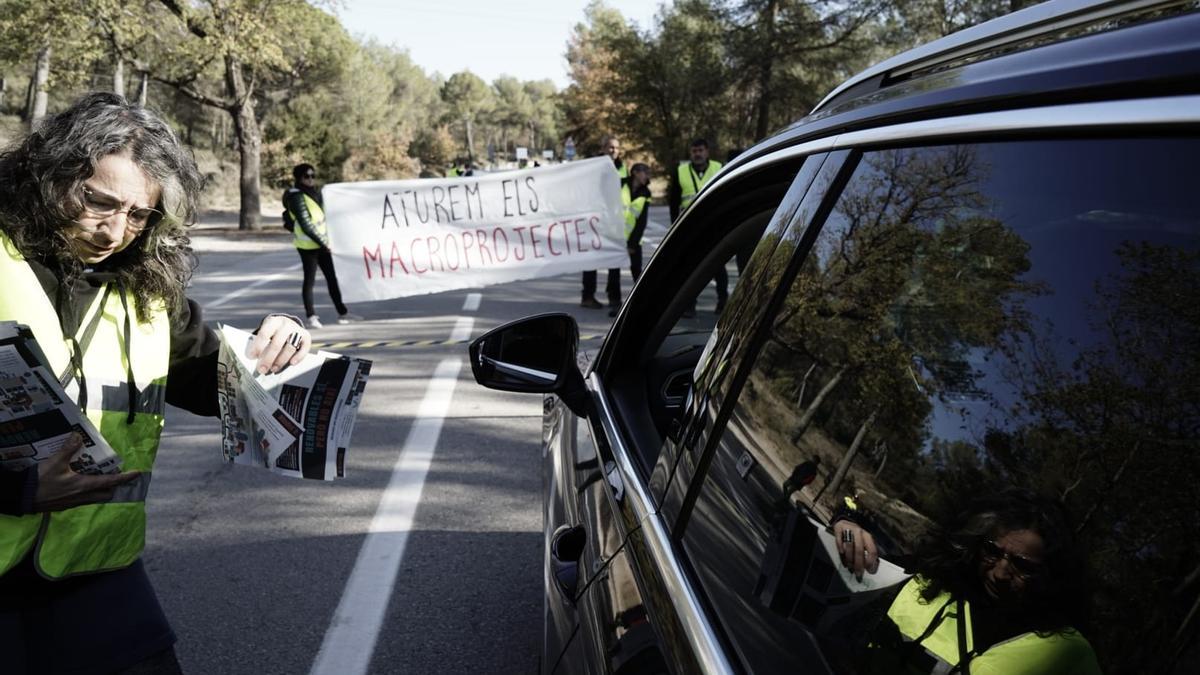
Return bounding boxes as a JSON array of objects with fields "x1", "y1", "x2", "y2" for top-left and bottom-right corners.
[{"x1": 469, "y1": 313, "x2": 590, "y2": 418}]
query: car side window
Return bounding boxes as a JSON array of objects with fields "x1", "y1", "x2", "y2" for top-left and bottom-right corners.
[
  {"x1": 597, "y1": 160, "x2": 813, "y2": 479},
  {"x1": 678, "y1": 137, "x2": 1198, "y2": 673}
]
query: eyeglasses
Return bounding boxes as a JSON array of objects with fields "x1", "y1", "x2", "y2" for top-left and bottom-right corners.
[
  {"x1": 303, "y1": 173, "x2": 316, "y2": 179},
  {"x1": 979, "y1": 540, "x2": 1044, "y2": 580},
  {"x1": 79, "y1": 186, "x2": 163, "y2": 234}
]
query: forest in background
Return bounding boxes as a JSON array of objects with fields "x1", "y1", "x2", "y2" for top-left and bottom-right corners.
[{"x1": 0, "y1": 0, "x2": 1038, "y2": 229}]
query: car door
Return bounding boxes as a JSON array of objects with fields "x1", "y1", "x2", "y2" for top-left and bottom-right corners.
[{"x1": 563, "y1": 151, "x2": 836, "y2": 673}]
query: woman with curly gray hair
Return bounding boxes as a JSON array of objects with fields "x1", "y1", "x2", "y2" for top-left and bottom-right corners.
[
  {"x1": 0, "y1": 92, "x2": 310, "y2": 674},
  {"x1": 833, "y1": 489, "x2": 1100, "y2": 674}
]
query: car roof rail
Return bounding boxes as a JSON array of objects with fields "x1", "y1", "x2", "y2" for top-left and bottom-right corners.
[{"x1": 811, "y1": 0, "x2": 1183, "y2": 114}]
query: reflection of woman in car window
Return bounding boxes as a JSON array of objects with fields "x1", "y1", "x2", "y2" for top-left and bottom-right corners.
[{"x1": 834, "y1": 489, "x2": 1100, "y2": 674}]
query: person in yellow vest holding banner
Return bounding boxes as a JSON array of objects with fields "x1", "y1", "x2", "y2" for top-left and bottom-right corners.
[
  {"x1": 668, "y1": 138, "x2": 724, "y2": 317},
  {"x1": 285, "y1": 163, "x2": 360, "y2": 329},
  {"x1": 608, "y1": 163, "x2": 652, "y2": 317},
  {"x1": 581, "y1": 135, "x2": 628, "y2": 310},
  {"x1": 832, "y1": 489, "x2": 1101, "y2": 674},
  {"x1": 0, "y1": 93, "x2": 311, "y2": 674}
]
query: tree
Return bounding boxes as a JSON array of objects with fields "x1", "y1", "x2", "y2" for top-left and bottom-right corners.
[
  {"x1": 440, "y1": 70, "x2": 492, "y2": 162},
  {"x1": 0, "y1": 0, "x2": 107, "y2": 122},
  {"x1": 490, "y1": 75, "x2": 533, "y2": 160},
  {"x1": 524, "y1": 79, "x2": 563, "y2": 154},
  {"x1": 719, "y1": 0, "x2": 879, "y2": 142},
  {"x1": 562, "y1": 0, "x2": 639, "y2": 155},
  {"x1": 107, "y1": 0, "x2": 353, "y2": 230}
]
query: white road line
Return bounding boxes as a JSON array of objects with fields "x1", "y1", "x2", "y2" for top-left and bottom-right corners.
[
  {"x1": 450, "y1": 317, "x2": 475, "y2": 343},
  {"x1": 206, "y1": 263, "x2": 302, "y2": 309},
  {"x1": 309, "y1": 357, "x2": 463, "y2": 675},
  {"x1": 462, "y1": 292, "x2": 482, "y2": 311}
]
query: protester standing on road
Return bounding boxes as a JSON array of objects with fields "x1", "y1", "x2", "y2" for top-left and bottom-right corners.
[
  {"x1": 581, "y1": 135, "x2": 628, "y2": 310},
  {"x1": 669, "y1": 138, "x2": 724, "y2": 316},
  {"x1": 285, "y1": 163, "x2": 360, "y2": 328},
  {"x1": 0, "y1": 92, "x2": 312, "y2": 674},
  {"x1": 608, "y1": 163, "x2": 652, "y2": 317}
]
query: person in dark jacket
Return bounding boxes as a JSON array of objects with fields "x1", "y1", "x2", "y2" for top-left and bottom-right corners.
[
  {"x1": 0, "y1": 92, "x2": 311, "y2": 674},
  {"x1": 284, "y1": 164, "x2": 360, "y2": 328}
]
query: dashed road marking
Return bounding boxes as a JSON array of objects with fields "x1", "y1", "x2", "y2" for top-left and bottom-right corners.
[{"x1": 462, "y1": 292, "x2": 481, "y2": 311}]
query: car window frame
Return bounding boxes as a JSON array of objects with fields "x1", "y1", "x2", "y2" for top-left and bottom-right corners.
[{"x1": 661, "y1": 95, "x2": 1200, "y2": 673}]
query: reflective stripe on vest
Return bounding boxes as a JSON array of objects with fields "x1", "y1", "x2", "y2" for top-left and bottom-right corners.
[
  {"x1": 880, "y1": 577, "x2": 1101, "y2": 675},
  {"x1": 0, "y1": 231, "x2": 169, "y2": 579},
  {"x1": 621, "y1": 184, "x2": 648, "y2": 239},
  {"x1": 677, "y1": 159, "x2": 722, "y2": 211},
  {"x1": 288, "y1": 189, "x2": 327, "y2": 251}
]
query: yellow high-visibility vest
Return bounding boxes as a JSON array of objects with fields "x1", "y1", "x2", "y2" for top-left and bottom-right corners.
[
  {"x1": 677, "y1": 159, "x2": 722, "y2": 211},
  {"x1": 0, "y1": 231, "x2": 168, "y2": 578},
  {"x1": 868, "y1": 577, "x2": 1101, "y2": 675},
  {"x1": 286, "y1": 189, "x2": 328, "y2": 251},
  {"x1": 622, "y1": 184, "x2": 649, "y2": 239}
]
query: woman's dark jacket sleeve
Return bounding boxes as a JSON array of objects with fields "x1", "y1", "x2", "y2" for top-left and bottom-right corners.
[{"x1": 165, "y1": 297, "x2": 221, "y2": 416}]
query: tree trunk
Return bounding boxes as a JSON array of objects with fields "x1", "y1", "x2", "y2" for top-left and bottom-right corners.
[
  {"x1": 791, "y1": 365, "x2": 846, "y2": 443},
  {"x1": 753, "y1": 0, "x2": 778, "y2": 141},
  {"x1": 137, "y1": 71, "x2": 149, "y2": 106},
  {"x1": 817, "y1": 408, "x2": 878, "y2": 504},
  {"x1": 113, "y1": 59, "x2": 125, "y2": 97},
  {"x1": 0, "y1": 77, "x2": 6, "y2": 109},
  {"x1": 795, "y1": 362, "x2": 817, "y2": 407},
  {"x1": 465, "y1": 118, "x2": 475, "y2": 163},
  {"x1": 23, "y1": 77, "x2": 34, "y2": 121},
  {"x1": 30, "y1": 46, "x2": 51, "y2": 124},
  {"x1": 225, "y1": 56, "x2": 261, "y2": 231}
]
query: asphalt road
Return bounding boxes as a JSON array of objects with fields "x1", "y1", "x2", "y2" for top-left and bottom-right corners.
[{"x1": 144, "y1": 206, "x2": 688, "y2": 675}]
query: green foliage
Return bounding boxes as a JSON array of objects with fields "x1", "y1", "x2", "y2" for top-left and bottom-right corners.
[
  {"x1": 440, "y1": 70, "x2": 493, "y2": 159},
  {"x1": 564, "y1": 0, "x2": 1034, "y2": 169},
  {"x1": 262, "y1": 89, "x2": 350, "y2": 186},
  {"x1": 409, "y1": 124, "x2": 457, "y2": 175}
]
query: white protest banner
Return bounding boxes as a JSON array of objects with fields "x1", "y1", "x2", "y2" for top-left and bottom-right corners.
[{"x1": 324, "y1": 157, "x2": 627, "y2": 302}]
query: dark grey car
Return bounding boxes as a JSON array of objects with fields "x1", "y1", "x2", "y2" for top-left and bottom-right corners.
[{"x1": 472, "y1": 1, "x2": 1200, "y2": 672}]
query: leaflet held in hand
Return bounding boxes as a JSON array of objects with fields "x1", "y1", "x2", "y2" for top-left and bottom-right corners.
[
  {"x1": 0, "y1": 321, "x2": 122, "y2": 474},
  {"x1": 217, "y1": 324, "x2": 371, "y2": 480}
]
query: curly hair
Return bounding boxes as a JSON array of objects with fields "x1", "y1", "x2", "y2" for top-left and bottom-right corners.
[
  {"x1": 911, "y1": 488, "x2": 1090, "y2": 634},
  {"x1": 0, "y1": 92, "x2": 203, "y2": 321}
]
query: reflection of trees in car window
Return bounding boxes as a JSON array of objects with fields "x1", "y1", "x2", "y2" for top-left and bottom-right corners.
[
  {"x1": 684, "y1": 138, "x2": 1198, "y2": 673},
  {"x1": 748, "y1": 145, "x2": 1038, "y2": 542}
]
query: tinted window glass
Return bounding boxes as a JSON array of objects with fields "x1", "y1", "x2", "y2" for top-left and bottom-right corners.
[{"x1": 682, "y1": 137, "x2": 1198, "y2": 673}]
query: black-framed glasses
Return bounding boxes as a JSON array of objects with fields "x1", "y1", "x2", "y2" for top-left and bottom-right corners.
[
  {"x1": 979, "y1": 540, "x2": 1044, "y2": 580},
  {"x1": 303, "y1": 172, "x2": 316, "y2": 179},
  {"x1": 79, "y1": 185, "x2": 163, "y2": 234}
]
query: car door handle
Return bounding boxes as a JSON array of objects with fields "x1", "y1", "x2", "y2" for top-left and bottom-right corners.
[{"x1": 550, "y1": 525, "x2": 586, "y2": 602}]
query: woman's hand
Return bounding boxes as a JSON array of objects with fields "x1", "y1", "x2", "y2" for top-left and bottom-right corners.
[
  {"x1": 34, "y1": 433, "x2": 140, "y2": 512},
  {"x1": 249, "y1": 315, "x2": 311, "y2": 374},
  {"x1": 833, "y1": 519, "x2": 880, "y2": 580}
]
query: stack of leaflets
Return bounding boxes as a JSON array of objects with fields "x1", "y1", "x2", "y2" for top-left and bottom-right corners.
[
  {"x1": 217, "y1": 325, "x2": 371, "y2": 480},
  {"x1": 0, "y1": 321, "x2": 121, "y2": 475}
]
